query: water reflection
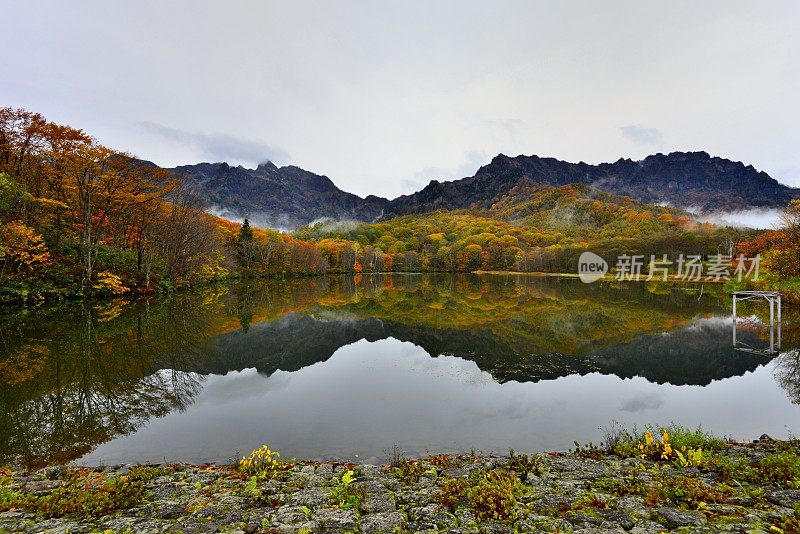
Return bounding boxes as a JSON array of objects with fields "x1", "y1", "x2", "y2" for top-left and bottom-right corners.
[{"x1": 0, "y1": 274, "x2": 799, "y2": 467}]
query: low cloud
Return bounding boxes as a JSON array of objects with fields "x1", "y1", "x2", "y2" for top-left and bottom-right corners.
[
  {"x1": 696, "y1": 208, "x2": 783, "y2": 230},
  {"x1": 619, "y1": 124, "x2": 664, "y2": 147},
  {"x1": 140, "y1": 122, "x2": 290, "y2": 166}
]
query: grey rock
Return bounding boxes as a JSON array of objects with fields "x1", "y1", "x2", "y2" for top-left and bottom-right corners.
[
  {"x1": 275, "y1": 505, "x2": 312, "y2": 524},
  {"x1": 765, "y1": 488, "x2": 800, "y2": 508},
  {"x1": 359, "y1": 511, "x2": 406, "y2": 533},
  {"x1": 263, "y1": 478, "x2": 283, "y2": 494},
  {"x1": 409, "y1": 503, "x2": 456, "y2": 527},
  {"x1": 441, "y1": 467, "x2": 469, "y2": 478},
  {"x1": 657, "y1": 506, "x2": 706, "y2": 528},
  {"x1": 152, "y1": 503, "x2": 186, "y2": 520},
  {"x1": 614, "y1": 495, "x2": 650, "y2": 518},
  {"x1": 361, "y1": 493, "x2": 396, "y2": 513},
  {"x1": 288, "y1": 486, "x2": 331, "y2": 507},
  {"x1": 630, "y1": 520, "x2": 667, "y2": 533},
  {"x1": 22, "y1": 480, "x2": 62, "y2": 493},
  {"x1": 150, "y1": 482, "x2": 184, "y2": 500},
  {"x1": 300, "y1": 464, "x2": 316, "y2": 476},
  {"x1": 455, "y1": 508, "x2": 476, "y2": 525},
  {"x1": 478, "y1": 520, "x2": 513, "y2": 533},
  {"x1": 275, "y1": 520, "x2": 318, "y2": 533},
  {"x1": 567, "y1": 511, "x2": 603, "y2": 526},
  {"x1": 316, "y1": 463, "x2": 334, "y2": 477},
  {"x1": 28, "y1": 518, "x2": 91, "y2": 533},
  {"x1": 0, "y1": 511, "x2": 35, "y2": 519},
  {"x1": 356, "y1": 479, "x2": 393, "y2": 494},
  {"x1": 361, "y1": 464, "x2": 383, "y2": 477},
  {"x1": 598, "y1": 509, "x2": 635, "y2": 530},
  {"x1": 532, "y1": 493, "x2": 573, "y2": 513},
  {"x1": 412, "y1": 476, "x2": 436, "y2": 489},
  {"x1": 315, "y1": 507, "x2": 358, "y2": 530}
]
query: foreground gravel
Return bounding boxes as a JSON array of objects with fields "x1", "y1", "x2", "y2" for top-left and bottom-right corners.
[{"x1": 1, "y1": 444, "x2": 799, "y2": 533}]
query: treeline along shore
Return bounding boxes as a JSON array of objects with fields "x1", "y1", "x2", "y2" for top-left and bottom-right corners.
[{"x1": 5, "y1": 107, "x2": 800, "y2": 304}]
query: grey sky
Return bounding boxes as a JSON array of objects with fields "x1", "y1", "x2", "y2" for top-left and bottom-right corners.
[{"x1": 2, "y1": 0, "x2": 798, "y2": 198}]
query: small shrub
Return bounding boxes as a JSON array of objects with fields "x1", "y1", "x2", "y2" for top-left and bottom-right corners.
[
  {"x1": 703, "y1": 453, "x2": 755, "y2": 483},
  {"x1": 331, "y1": 470, "x2": 364, "y2": 510},
  {"x1": 572, "y1": 441, "x2": 604, "y2": 460},
  {"x1": 663, "y1": 424, "x2": 725, "y2": 452},
  {"x1": 757, "y1": 451, "x2": 800, "y2": 488},
  {"x1": 428, "y1": 454, "x2": 459, "y2": 468},
  {"x1": 3, "y1": 469, "x2": 152, "y2": 518},
  {"x1": 467, "y1": 470, "x2": 520, "y2": 521},
  {"x1": 387, "y1": 444, "x2": 405, "y2": 468},
  {"x1": 236, "y1": 444, "x2": 293, "y2": 480},
  {"x1": 0, "y1": 485, "x2": 23, "y2": 512},
  {"x1": 394, "y1": 459, "x2": 424, "y2": 485},
  {"x1": 773, "y1": 507, "x2": 800, "y2": 534},
  {"x1": 637, "y1": 430, "x2": 674, "y2": 461},
  {"x1": 574, "y1": 492, "x2": 608, "y2": 510},
  {"x1": 436, "y1": 478, "x2": 470, "y2": 512},
  {"x1": 601, "y1": 420, "x2": 639, "y2": 454},
  {"x1": 593, "y1": 467, "x2": 649, "y2": 497},
  {"x1": 508, "y1": 451, "x2": 546, "y2": 478},
  {"x1": 674, "y1": 446, "x2": 703, "y2": 468},
  {"x1": 650, "y1": 475, "x2": 728, "y2": 509},
  {"x1": 127, "y1": 465, "x2": 172, "y2": 482}
]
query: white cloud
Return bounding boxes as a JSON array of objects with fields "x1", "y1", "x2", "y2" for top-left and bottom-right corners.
[
  {"x1": 140, "y1": 122, "x2": 290, "y2": 167},
  {"x1": 619, "y1": 125, "x2": 664, "y2": 147},
  {"x1": 2, "y1": 1, "x2": 798, "y2": 198}
]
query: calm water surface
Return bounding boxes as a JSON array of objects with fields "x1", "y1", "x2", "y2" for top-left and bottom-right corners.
[{"x1": 2, "y1": 274, "x2": 799, "y2": 468}]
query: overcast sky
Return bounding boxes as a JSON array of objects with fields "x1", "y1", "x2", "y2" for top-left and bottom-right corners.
[{"x1": 2, "y1": 0, "x2": 799, "y2": 199}]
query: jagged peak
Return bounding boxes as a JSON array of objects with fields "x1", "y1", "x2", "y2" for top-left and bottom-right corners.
[{"x1": 256, "y1": 160, "x2": 279, "y2": 172}]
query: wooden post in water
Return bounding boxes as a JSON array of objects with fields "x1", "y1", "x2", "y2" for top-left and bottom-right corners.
[
  {"x1": 770, "y1": 296, "x2": 774, "y2": 352},
  {"x1": 778, "y1": 294, "x2": 782, "y2": 349},
  {"x1": 732, "y1": 293, "x2": 737, "y2": 346}
]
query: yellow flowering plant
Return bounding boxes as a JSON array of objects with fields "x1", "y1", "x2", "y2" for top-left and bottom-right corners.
[
  {"x1": 637, "y1": 429, "x2": 702, "y2": 467},
  {"x1": 235, "y1": 444, "x2": 293, "y2": 480}
]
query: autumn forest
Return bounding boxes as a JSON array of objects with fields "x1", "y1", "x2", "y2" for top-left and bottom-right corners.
[{"x1": 0, "y1": 107, "x2": 798, "y2": 303}]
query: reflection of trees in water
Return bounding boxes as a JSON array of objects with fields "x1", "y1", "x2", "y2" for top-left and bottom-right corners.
[
  {"x1": 2, "y1": 367, "x2": 203, "y2": 469},
  {"x1": 0, "y1": 279, "x2": 338, "y2": 468},
  {"x1": 0, "y1": 301, "x2": 206, "y2": 468},
  {"x1": 774, "y1": 349, "x2": 800, "y2": 405},
  {"x1": 2, "y1": 274, "x2": 800, "y2": 468}
]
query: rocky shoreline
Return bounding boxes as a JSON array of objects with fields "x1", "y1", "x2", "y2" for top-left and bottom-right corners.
[{"x1": 1, "y1": 442, "x2": 800, "y2": 533}]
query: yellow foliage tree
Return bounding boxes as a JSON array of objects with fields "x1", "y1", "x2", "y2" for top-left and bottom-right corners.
[{"x1": 0, "y1": 221, "x2": 51, "y2": 277}]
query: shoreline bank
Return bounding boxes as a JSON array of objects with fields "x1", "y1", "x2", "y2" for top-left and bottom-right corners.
[{"x1": 2, "y1": 439, "x2": 799, "y2": 533}]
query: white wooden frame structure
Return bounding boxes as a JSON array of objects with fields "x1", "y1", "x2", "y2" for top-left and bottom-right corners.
[{"x1": 732, "y1": 290, "x2": 781, "y2": 354}]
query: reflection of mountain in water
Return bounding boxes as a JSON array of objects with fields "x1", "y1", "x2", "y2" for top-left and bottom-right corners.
[{"x1": 190, "y1": 312, "x2": 769, "y2": 386}]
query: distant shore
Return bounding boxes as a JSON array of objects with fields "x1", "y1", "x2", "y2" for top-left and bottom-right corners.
[{"x1": 2, "y1": 436, "x2": 799, "y2": 533}]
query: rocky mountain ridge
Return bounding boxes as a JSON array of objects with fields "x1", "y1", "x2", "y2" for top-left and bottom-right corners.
[
  {"x1": 142, "y1": 151, "x2": 797, "y2": 229},
  {"x1": 166, "y1": 160, "x2": 388, "y2": 229},
  {"x1": 385, "y1": 151, "x2": 799, "y2": 216}
]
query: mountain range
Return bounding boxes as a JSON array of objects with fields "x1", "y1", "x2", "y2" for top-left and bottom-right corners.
[
  {"x1": 385, "y1": 151, "x2": 798, "y2": 216},
  {"x1": 164, "y1": 160, "x2": 387, "y2": 229},
  {"x1": 154, "y1": 151, "x2": 797, "y2": 228}
]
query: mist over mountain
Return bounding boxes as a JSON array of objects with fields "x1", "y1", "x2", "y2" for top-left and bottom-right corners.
[
  {"x1": 385, "y1": 151, "x2": 799, "y2": 217},
  {"x1": 165, "y1": 160, "x2": 388, "y2": 229}
]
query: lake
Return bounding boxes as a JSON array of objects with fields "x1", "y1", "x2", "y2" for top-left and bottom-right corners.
[{"x1": 1, "y1": 273, "x2": 799, "y2": 469}]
